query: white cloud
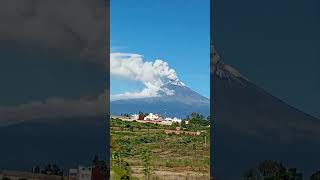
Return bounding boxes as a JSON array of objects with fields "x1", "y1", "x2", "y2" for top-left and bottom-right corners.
[{"x1": 110, "y1": 52, "x2": 181, "y2": 101}]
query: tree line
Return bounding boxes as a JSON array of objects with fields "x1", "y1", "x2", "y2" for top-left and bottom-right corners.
[{"x1": 242, "y1": 160, "x2": 320, "y2": 180}]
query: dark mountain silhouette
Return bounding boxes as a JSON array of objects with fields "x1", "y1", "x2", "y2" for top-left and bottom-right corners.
[
  {"x1": 110, "y1": 80, "x2": 210, "y2": 118},
  {"x1": 212, "y1": 46, "x2": 320, "y2": 179},
  {"x1": 0, "y1": 116, "x2": 107, "y2": 171}
]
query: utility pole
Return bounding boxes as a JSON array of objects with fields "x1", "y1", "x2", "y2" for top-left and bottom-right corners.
[{"x1": 32, "y1": 166, "x2": 34, "y2": 180}]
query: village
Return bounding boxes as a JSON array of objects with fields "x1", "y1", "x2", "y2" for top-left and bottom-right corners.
[
  {"x1": 0, "y1": 161, "x2": 106, "y2": 180},
  {"x1": 110, "y1": 112, "x2": 210, "y2": 179},
  {"x1": 111, "y1": 113, "x2": 188, "y2": 126},
  {"x1": 111, "y1": 112, "x2": 210, "y2": 136}
]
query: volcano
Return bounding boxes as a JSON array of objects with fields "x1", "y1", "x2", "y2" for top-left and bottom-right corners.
[
  {"x1": 211, "y1": 46, "x2": 320, "y2": 179},
  {"x1": 110, "y1": 80, "x2": 210, "y2": 118}
]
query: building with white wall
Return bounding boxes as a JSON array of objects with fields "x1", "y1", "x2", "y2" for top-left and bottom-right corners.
[
  {"x1": 131, "y1": 114, "x2": 139, "y2": 120},
  {"x1": 144, "y1": 113, "x2": 161, "y2": 121},
  {"x1": 68, "y1": 166, "x2": 92, "y2": 180},
  {"x1": 78, "y1": 166, "x2": 92, "y2": 180},
  {"x1": 165, "y1": 117, "x2": 182, "y2": 123}
]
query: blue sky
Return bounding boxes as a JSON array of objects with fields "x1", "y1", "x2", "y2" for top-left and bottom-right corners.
[
  {"x1": 110, "y1": 0, "x2": 210, "y2": 98},
  {"x1": 214, "y1": 0, "x2": 320, "y2": 118}
]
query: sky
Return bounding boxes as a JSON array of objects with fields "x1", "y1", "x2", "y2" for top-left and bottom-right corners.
[
  {"x1": 110, "y1": 0, "x2": 210, "y2": 99},
  {"x1": 213, "y1": 0, "x2": 320, "y2": 118},
  {"x1": 0, "y1": 0, "x2": 108, "y2": 170},
  {"x1": 0, "y1": 0, "x2": 107, "y2": 123}
]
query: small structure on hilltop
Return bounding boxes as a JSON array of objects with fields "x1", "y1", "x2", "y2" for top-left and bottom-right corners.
[{"x1": 144, "y1": 113, "x2": 161, "y2": 121}]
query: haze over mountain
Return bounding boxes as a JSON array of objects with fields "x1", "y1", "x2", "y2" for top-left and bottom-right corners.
[
  {"x1": 111, "y1": 79, "x2": 210, "y2": 118},
  {"x1": 211, "y1": 46, "x2": 320, "y2": 179},
  {"x1": 110, "y1": 52, "x2": 210, "y2": 118}
]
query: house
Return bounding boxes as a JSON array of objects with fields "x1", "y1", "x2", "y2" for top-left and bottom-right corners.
[
  {"x1": 144, "y1": 113, "x2": 160, "y2": 121},
  {"x1": 165, "y1": 117, "x2": 182, "y2": 123},
  {"x1": 131, "y1": 114, "x2": 139, "y2": 120},
  {"x1": 159, "y1": 120, "x2": 173, "y2": 126},
  {"x1": 78, "y1": 166, "x2": 92, "y2": 180},
  {"x1": 164, "y1": 117, "x2": 173, "y2": 122},
  {"x1": 68, "y1": 166, "x2": 92, "y2": 180},
  {"x1": 69, "y1": 169, "x2": 78, "y2": 180},
  {"x1": 173, "y1": 117, "x2": 182, "y2": 123}
]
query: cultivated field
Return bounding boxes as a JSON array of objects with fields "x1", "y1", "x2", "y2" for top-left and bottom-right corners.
[{"x1": 110, "y1": 116, "x2": 210, "y2": 180}]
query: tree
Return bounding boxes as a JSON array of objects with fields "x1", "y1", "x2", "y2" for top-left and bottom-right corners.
[
  {"x1": 258, "y1": 160, "x2": 285, "y2": 177},
  {"x1": 92, "y1": 155, "x2": 108, "y2": 177},
  {"x1": 181, "y1": 120, "x2": 186, "y2": 128},
  {"x1": 34, "y1": 165, "x2": 41, "y2": 174},
  {"x1": 243, "y1": 160, "x2": 303, "y2": 180},
  {"x1": 92, "y1": 155, "x2": 99, "y2": 166},
  {"x1": 311, "y1": 170, "x2": 320, "y2": 180},
  {"x1": 191, "y1": 112, "x2": 200, "y2": 119},
  {"x1": 42, "y1": 164, "x2": 52, "y2": 174},
  {"x1": 242, "y1": 168, "x2": 260, "y2": 180},
  {"x1": 51, "y1": 164, "x2": 61, "y2": 175}
]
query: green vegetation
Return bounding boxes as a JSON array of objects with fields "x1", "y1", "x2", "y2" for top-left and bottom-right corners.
[
  {"x1": 242, "y1": 161, "x2": 320, "y2": 180},
  {"x1": 242, "y1": 160, "x2": 302, "y2": 180},
  {"x1": 110, "y1": 113, "x2": 210, "y2": 179},
  {"x1": 311, "y1": 171, "x2": 320, "y2": 180}
]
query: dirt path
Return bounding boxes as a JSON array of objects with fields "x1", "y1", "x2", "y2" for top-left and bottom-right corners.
[{"x1": 131, "y1": 166, "x2": 209, "y2": 180}]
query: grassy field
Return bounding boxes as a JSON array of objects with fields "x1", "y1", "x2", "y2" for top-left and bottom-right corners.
[{"x1": 110, "y1": 117, "x2": 210, "y2": 180}]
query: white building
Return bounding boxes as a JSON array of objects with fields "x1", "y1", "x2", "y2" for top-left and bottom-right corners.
[
  {"x1": 144, "y1": 113, "x2": 160, "y2": 121},
  {"x1": 160, "y1": 120, "x2": 173, "y2": 126},
  {"x1": 78, "y1": 166, "x2": 92, "y2": 180},
  {"x1": 131, "y1": 114, "x2": 139, "y2": 120},
  {"x1": 172, "y1": 117, "x2": 182, "y2": 123},
  {"x1": 69, "y1": 166, "x2": 92, "y2": 180},
  {"x1": 165, "y1": 117, "x2": 182, "y2": 123},
  {"x1": 69, "y1": 169, "x2": 78, "y2": 180}
]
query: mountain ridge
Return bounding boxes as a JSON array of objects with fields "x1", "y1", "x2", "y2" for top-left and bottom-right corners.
[
  {"x1": 211, "y1": 45, "x2": 320, "y2": 179},
  {"x1": 110, "y1": 81, "x2": 210, "y2": 118}
]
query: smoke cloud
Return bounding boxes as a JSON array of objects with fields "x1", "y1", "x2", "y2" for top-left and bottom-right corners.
[
  {"x1": 110, "y1": 53, "x2": 183, "y2": 101},
  {"x1": 0, "y1": 0, "x2": 107, "y2": 63},
  {"x1": 0, "y1": 92, "x2": 108, "y2": 126}
]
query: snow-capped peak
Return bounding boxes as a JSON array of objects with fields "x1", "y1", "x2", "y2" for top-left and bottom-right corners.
[
  {"x1": 168, "y1": 79, "x2": 186, "y2": 87},
  {"x1": 212, "y1": 45, "x2": 248, "y2": 82}
]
